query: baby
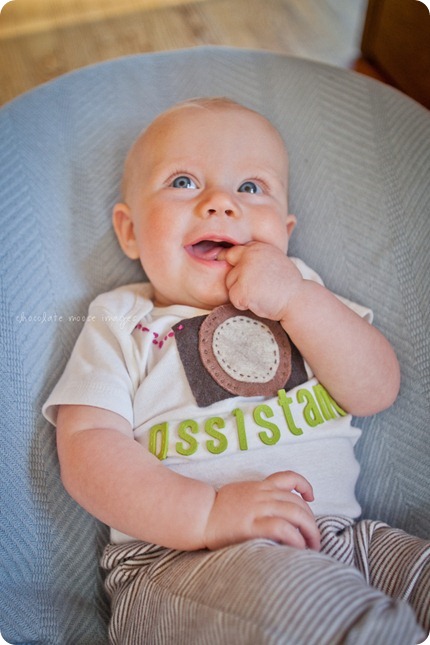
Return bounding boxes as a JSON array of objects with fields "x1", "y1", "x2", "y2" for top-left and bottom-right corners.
[{"x1": 43, "y1": 98, "x2": 429, "y2": 644}]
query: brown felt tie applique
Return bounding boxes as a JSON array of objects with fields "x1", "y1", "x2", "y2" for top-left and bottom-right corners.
[{"x1": 173, "y1": 304, "x2": 307, "y2": 407}]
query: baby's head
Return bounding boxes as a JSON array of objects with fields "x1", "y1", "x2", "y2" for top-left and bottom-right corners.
[{"x1": 113, "y1": 97, "x2": 296, "y2": 309}]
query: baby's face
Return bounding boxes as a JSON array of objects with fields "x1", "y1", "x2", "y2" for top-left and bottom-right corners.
[{"x1": 114, "y1": 103, "x2": 295, "y2": 309}]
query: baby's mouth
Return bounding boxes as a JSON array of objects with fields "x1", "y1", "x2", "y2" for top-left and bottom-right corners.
[{"x1": 186, "y1": 239, "x2": 234, "y2": 261}]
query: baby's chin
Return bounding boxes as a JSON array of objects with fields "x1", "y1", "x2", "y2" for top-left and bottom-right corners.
[
  {"x1": 191, "y1": 286, "x2": 232, "y2": 310},
  {"x1": 154, "y1": 288, "x2": 230, "y2": 311},
  {"x1": 185, "y1": 293, "x2": 230, "y2": 311}
]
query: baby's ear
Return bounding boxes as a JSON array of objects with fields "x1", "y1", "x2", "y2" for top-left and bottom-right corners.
[
  {"x1": 286, "y1": 214, "x2": 297, "y2": 239},
  {"x1": 112, "y1": 204, "x2": 140, "y2": 259}
]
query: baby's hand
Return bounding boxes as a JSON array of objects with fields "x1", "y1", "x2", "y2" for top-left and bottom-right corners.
[
  {"x1": 217, "y1": 242, "x2": 303, "y2": 321},
  {"x1": 204, "y1": 471, "x2": 321, "y2": 551}
]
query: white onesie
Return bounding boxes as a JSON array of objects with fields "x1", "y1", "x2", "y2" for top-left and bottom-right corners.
[{"x1": 43, "y1": 258, "x2": 372, "y2": 543}]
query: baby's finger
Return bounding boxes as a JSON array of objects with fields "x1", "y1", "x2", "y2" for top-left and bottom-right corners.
[
  {"x1": 255, "y1": 514, "x2": 320, "y2": 551},
  {"x1": 265, "y1": 471, "x2": 315, "y2": 502},
  {"x1": 269, "y1": 491, "x2": 316, "y2": 520},
  {"x1": 275, "y1": 504, "x2": 321, "y2": 551},
  {"x1": 293, "y1": 514, "x2": 321, "y2": 551},
  {"x1": 216, "y1": 244, "x2": 246, "y2": 265},
  {"x1": 254, "y1": 516, "x2": 307, "y2": 550},
  {"x1": 263, "y1": 499, "x2": 310, "y2": 529}
]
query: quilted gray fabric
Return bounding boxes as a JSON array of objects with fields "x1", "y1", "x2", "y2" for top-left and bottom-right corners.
[{"x1": 0, "y1": 46, "x2": 429, "y2": 644}]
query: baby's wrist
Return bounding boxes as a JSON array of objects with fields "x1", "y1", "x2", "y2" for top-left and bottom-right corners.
[{"x1": 279, "y1": 278, "x2": 314, "y2": 328}]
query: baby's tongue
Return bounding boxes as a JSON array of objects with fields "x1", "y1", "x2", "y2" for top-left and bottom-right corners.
[{"x1": 192, "y1": 240, "x2": 228, "y2": 260}]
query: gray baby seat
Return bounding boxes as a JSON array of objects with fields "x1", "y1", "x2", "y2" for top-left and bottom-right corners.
[{"x1": 1, "y1": 46, "x2": 429, "y2": 644}]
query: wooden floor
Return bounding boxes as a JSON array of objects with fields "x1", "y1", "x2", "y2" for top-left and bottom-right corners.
[{"x1": 0, "y1": 0, "x2": 370, "y2": 106}]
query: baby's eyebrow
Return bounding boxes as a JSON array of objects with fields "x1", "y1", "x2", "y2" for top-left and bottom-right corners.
[
  {"x1": 246, "y1": 167, "x2": 287, "y2": 189},
  {"x1": 151, "y1": 160, "x2": 195, "y2": 178}
]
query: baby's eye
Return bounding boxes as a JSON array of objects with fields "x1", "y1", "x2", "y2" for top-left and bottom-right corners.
[
  {"x1": 171, "y1": 175, "x2": 197, "y2": 189},
  {"x1": 238, "y1": 181, "x2": 262, "y2": 194}
]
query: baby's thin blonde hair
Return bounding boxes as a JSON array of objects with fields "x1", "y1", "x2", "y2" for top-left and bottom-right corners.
[{"x1": 121, "y1": 97, "x2": 286, "y2": 201}]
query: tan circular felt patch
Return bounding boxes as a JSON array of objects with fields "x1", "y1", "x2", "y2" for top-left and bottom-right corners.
[{"x1": 198, "y1": 304, "x2": 292, "y2": 397}]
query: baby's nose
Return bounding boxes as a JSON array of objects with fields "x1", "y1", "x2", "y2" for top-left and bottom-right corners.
[
  {"x1": 198, "y1": 188, "x2": 240, "y2": 218},
  {"x1": 207, "y1": 206, "x2": 234, "y2": 216}
]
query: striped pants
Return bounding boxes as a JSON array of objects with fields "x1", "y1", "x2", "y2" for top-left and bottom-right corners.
[{"x1": 101, "y1": 516, "x2": 430, "y2": 645}]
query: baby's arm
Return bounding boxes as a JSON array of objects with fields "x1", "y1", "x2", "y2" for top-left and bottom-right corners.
[
  {"x1": 218, "y1": 242, "x2": 400, "y2": 417},
  {"x1": 56, "y1": 404, "x2": 320, "y2": 552}
]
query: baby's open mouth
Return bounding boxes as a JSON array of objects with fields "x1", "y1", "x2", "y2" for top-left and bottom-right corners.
[{"x1": 187, "y1": 240, "x2": 234, "y2": 261}]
